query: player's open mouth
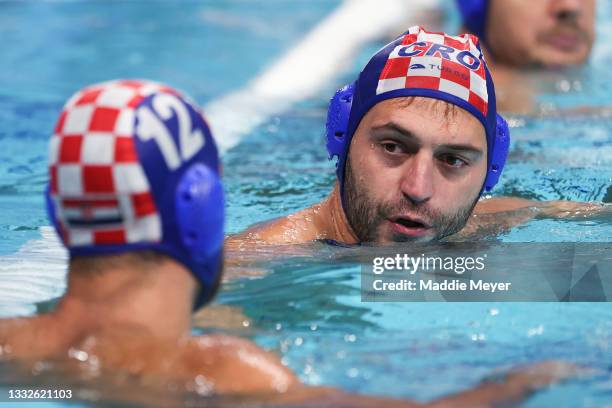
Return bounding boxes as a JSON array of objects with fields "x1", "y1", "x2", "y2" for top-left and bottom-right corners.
[{"x1": 388, "y1": 216, "x2": 431, "y2": 237}]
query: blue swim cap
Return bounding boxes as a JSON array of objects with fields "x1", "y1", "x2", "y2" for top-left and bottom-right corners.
[
  {"x1": 46, "y1": 80, "x2": 224, "y2": 308},
  {"x1": 326, "y1": 26, "x2": 509, "y2": 205},
  {"x1": 456, "y1": 0, "x2": 488, "y2": 41}
]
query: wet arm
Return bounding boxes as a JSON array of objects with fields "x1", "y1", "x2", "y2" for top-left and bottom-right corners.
[
  {"x1": 427, "y1": 361, "x2": 579, "y2": 408},
  {"x1": 260, "y1": 361, "x2": 578, "y2": 408},
  {"x1": 470, "y1": 197, "x2": 608, "y2": 226},
  {"x1": 457, "y1": 198, "x2": 609, "y2": 239},
  {"x1": 474, "y1": 197, "x2": 607, "y2": 215},
  {"x1": 187, "y1": 335, "x2": 577, "y2": 408}
]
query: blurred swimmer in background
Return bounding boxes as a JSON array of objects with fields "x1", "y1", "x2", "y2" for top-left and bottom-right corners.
[
  {"x1": 0, "y1": 79, "x2": 582, "y2": 407},
  {"x1": 456, "y1": 0, "x2": 596, "y2": 113}
]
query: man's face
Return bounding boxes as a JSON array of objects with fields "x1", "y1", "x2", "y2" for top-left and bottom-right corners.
[
  {"x1": 343, "y1": 97, "x2": 487, "y2": 243},
  {"x1": 486, "y1": 0, "x2": 595, "y2": 67}
]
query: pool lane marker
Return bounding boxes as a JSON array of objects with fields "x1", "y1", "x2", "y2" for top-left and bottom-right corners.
[
  {"x1": 206, "y1": 0, "x2": 440, "y2": 154},
  {"x1": 0, "y1": 227, "x2": 67, "y2": 316}
]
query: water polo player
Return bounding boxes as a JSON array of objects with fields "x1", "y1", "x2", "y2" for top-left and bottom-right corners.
[
  {"x1": 0, "y1": 79, "x2": 296, "y2": 394},
  {"x1": 230, "y1": 26, "x2": 606, "y2": 246},
  {"x1": 456, "y1": 0, "x2": 596, "y2": 112}
]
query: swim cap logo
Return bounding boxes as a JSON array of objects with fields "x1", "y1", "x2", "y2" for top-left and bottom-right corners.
[
  {"x1": 136, "y1": 94, "x2": 206, "y2": 171},
  {"x1": 376, "y1": 30, "x2": 489, "y2": 117},
  {"x1": 397, "y1": 43, "x2": 481, "y2": 71}
]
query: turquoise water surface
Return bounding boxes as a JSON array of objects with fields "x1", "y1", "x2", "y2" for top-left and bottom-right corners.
[{"x1": 0, "y1": 1, "x2": 611, "y2": 407}]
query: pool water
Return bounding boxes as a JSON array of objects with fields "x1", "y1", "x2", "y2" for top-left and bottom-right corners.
[
  {"x1": 0, "y1": 0, "x2": 611, "y2": 407},
  {"x1": 0, "y1": 0, "x2": 340, "y2": 255}
]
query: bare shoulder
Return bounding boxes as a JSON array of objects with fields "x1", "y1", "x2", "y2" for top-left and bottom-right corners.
[
  {"x1": 226, "y1": 206, "x2": 325, "y2": 247},
  {"x1": 180, "y1": 334, "x2": 298, "y2": 394},
  {"x1": 0, "y1": 317, "x2": 35, "y2": 358},
  {"x1": 0, "y1": 315, "x2": 75, "y2": 360}
]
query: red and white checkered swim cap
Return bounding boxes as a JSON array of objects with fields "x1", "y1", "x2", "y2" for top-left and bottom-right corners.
[
  {"x1": 48, "y1": 79, "x2": 180, "y2": 246},
  {"x1": 376, "y1": 26, "x2": 489, "y2": 116},
  {"x1": 46, "y1": 79, "x2": 224, "y2": 307}
]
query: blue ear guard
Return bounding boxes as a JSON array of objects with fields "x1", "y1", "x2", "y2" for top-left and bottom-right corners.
[
  {"x1": 132, "y1": 92, "x2": 224, "y2": 309},
  {"x1": 482, "y1": 114, "x2": 509, "y2": 192},
  {"x1": 176, "y1": 163, "x2": 224, "y2": 306},
  {"x1": 325, "y1": 82, "x2": 355, "y2": 197},
  {"x1": 325, "y1": 82, "x2": 510, "y2": 197}
]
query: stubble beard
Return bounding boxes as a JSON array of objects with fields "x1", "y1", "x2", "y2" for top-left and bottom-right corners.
[{"x1": 342, "y1": 157, "x2": 480, "y2": 243}]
